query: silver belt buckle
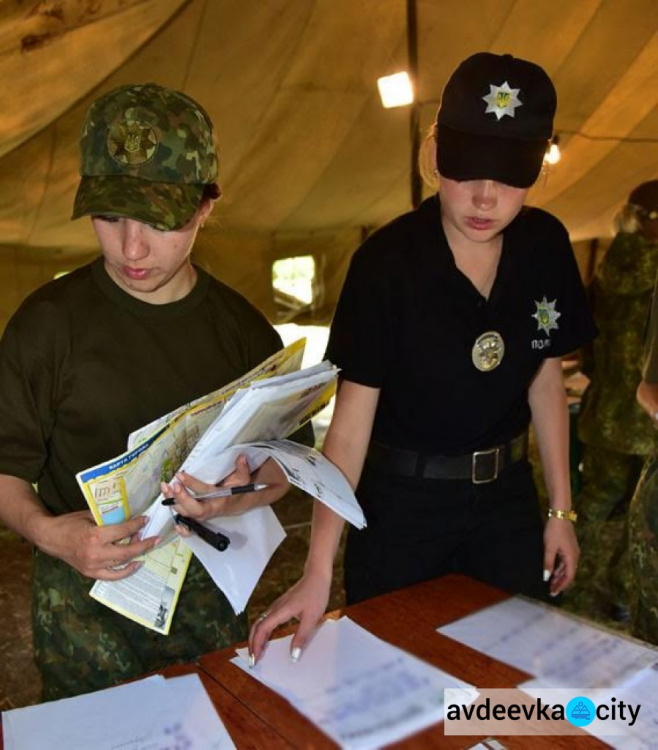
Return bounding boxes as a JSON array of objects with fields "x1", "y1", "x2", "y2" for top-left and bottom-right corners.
[{"x1": 472, "y1": 447, "x2": 500, "y2": 484}]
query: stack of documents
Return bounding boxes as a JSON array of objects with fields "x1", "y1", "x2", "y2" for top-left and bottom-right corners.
[
  {"x1": 233, "y1": 616, "x2": 477, "y2": 750},
  {"x1": 2, "y1": 673, "x2": 235, "y2": 750},
  {"x1": 72, "y1": 340, "x2": 366, "y2": 633}
]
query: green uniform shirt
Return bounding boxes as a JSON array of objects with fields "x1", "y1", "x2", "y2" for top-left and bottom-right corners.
[{"x1": 0, "y1": 258, "x2": 292, "y2": 514}]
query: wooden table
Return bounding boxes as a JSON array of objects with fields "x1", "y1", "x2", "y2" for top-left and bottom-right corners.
[
  {"x1": 0, "y1": 574, "x2": 610, "y2": 749},
  {"x1": 199, "y1": 574, "x2": 609, "y2": 749}
]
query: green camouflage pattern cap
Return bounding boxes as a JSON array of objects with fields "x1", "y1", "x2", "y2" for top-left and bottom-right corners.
[{"x1": 72, "y1": 83, "x2": 219, "y2": 231}]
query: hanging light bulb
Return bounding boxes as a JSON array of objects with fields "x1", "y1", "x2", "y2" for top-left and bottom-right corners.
[
  {"x1": 377, "y1": 72, "x2": 414, "y2": 108},
  {"x1": 544, "y1": 134, "x2": 561, "y2": 165}
]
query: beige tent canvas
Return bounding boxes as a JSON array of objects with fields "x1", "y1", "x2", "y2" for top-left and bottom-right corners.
[{"x1": 1, "y1": 0, "x2": 657, "y2": 330}]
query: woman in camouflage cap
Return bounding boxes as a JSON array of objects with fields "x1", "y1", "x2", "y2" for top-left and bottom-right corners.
[{"x1": 0, "y1": 82, "x2": 307, "y2": 699}]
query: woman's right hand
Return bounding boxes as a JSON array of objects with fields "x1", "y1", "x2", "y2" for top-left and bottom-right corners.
[
  {"x1": 247, "y1": 380, "x2": 380, "y2": 665},
  {"x1": 248, "y1": 569, "x2": 332, "y2": 665}
]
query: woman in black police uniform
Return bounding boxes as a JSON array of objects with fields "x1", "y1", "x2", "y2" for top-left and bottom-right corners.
[{"x1": 249, "y1": 52, "x2": 597, "y2": 663}]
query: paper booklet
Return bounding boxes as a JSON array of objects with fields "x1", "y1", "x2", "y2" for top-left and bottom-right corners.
[{"x1": 75, "y1": 339, "x2": 366, "y2": 634}]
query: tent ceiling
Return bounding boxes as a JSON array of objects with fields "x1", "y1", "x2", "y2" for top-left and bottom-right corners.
[{"x1": 0, "y1": 0, "x2": 657, "y2": 311}]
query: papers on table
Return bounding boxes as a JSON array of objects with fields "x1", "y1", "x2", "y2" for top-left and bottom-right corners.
[
  {"x1": 233, "y1": 616, "x2": 477, "y2": 750},
  {"x1": 438, "y1": 597, "x2": 658, "y2": 689},
  {"x1": 2, "y1": 673, "x2": 235, "y2": 750},
  {"x1": 438, "y1": 597, "x2": 658, "y2": 749}
]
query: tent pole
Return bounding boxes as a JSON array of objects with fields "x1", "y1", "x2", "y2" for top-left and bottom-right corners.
[{"x1": 407, "y1": 0, "x2": 421, "y2": 210}]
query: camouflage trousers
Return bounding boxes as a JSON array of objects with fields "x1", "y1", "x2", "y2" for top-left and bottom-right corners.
[
  {"x1": 628, "y1": 454, "x2": 658, "y2": 644},
  {"x1": 568, "y1": 445, "x2": 645, "y2": 615},
  {"x1": 32, "y1": 550, "x2": 247, "y2": 701}
]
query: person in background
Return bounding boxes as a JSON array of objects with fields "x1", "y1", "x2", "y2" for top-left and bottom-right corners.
[
  {"x1": 571, "y1": 180, "x2": 658, "y2": 624},
  {"x1": 0, "y1": 82, "x2": 307, "y2": 700},
  {"x1": 628, "y1": 185, "x2": 658, "y2": 644},
  {"x1": 250, "y1": 52, "x2": 597, "y2": 663}
]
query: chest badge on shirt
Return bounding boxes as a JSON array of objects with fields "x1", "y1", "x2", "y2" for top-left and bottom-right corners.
[
  {"x1": 472, "y1": 331, "x2": 505, "y2": 372},
  {"x1": 532, "y1": 296, "x2": 561, "y2": 335}
]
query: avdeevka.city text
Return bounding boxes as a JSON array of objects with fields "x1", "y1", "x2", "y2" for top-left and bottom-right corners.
[{"x1": 446, "y1": 697, "x2": 641, "y2": 727}]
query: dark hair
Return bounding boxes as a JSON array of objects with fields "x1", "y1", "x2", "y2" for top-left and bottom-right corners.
[{"x1": 202, "y1": 182, "x2": 221, "y2": 201}]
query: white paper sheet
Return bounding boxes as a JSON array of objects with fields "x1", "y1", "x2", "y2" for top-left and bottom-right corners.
[
  {"x1": 148, "y1": 437, "x2": 364, "y2": 616},
  {"x1": 195, "y1": 439, "x2": 366, "y2": 529},
  {"x1": 519, "y1": 683, "x2": 658, "y2": 750},
  {"x1": 438, "y1": 597, "x2": 658, "y2": 689},
  {"x1": 2, "y1": 673, "x2": 235, "y2": 750},
  {"x1": 181, "y1": 505, "x2": 286, "y2": 614},
  {"x1": 233, "y1": 616, "x2": 477, "y2": 750}
]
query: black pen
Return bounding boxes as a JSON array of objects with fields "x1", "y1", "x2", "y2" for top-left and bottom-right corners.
[
  {"x1": 173, "y1": 514, "x2": 230, "y2": 551},
  {"x1": 162, "y1": 482, "x2": 269, "y2": 506}
]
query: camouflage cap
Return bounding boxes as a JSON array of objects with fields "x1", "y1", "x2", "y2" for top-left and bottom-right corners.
[{"x1": 72, "y1": 83, "x2": 219, "y2": 231}]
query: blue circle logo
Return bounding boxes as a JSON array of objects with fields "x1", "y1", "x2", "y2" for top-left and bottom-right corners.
[{"x1": 567, "y1": 696, "x2": 596, "y2": 727}]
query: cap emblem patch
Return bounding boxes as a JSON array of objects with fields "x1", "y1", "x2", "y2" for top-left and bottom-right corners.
[
  {"x1": 107, "y1": 111, "x2": 158, "y2": 167},
  {"x1": 482, "y1": 81, "x2": 522, "y2": 120}
]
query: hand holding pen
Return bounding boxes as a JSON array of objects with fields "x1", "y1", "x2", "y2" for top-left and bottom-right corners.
[
  {"x1": 159, "y1": 455, "x2": 267, "y2": 522},
  {"x1": 160, "y1": 457, "x2": 268, "y2": 551},
  {"x1": 163, "y1": 481, "x2": 268, "y2": 550}
]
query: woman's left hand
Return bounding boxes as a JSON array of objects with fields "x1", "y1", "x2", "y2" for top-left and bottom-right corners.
[{"x1": 543, "y1": 517, "x2": 579, "y2": 596}]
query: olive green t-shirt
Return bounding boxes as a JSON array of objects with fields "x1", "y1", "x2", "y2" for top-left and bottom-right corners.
[{"x1": 0, "y1": 258, "x2": 298, "y2": 514}]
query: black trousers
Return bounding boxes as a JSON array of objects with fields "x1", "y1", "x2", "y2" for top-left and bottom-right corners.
[{"x1": 345, "y1": 457, "x2": 548, "y2": 605}]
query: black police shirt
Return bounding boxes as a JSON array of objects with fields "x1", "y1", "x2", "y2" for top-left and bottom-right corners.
[{"x1": 325, "y1": 194, "x2": 597, "y2": 455}]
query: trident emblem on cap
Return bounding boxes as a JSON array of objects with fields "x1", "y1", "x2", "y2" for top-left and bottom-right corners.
[
  {"x1": 107, "y1": 114, "x2": 158, "y2": 167},
  {"x1": 483, "y1": 81, "x2": 522, "y2": 120}
]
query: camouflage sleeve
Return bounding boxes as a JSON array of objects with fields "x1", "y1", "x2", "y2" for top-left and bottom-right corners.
[
  {"x1": 579, "y1": 281, "x2": 598, "y2": 379},
  {"x1": 643, "y1": 271, "x2": 658, "y2": 383}
]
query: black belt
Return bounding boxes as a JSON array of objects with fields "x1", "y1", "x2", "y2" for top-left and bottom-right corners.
[{"x1": 366, "y1": 431, "x2": 529, "y2": 484}]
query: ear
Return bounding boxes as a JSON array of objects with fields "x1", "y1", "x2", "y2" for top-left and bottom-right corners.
[{"x1": 197, "y1": 197, "x2": 215, "y2": 227}]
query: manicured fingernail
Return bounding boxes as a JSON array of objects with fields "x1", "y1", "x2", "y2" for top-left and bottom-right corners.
[
  {"x1": 549, "y1": 591, "x2": 559, "y2": 598},
  {"x1": 248, "y1": 653, "x2": 255, "y2": 668},
  {"x1": 543, "y1": 569, "x2": 551, "y2": 582},
  {"x1": 290, "y1": 647, "x2": 302, "y2": 663}
]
